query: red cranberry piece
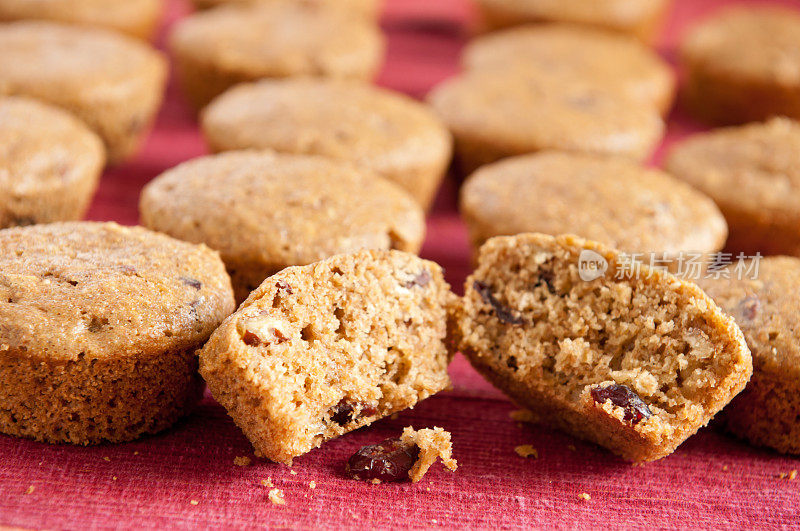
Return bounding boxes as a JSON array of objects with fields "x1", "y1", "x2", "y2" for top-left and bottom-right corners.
[
  {"x1": 591, "y1": 384, "x2": 653, "y2": 425},
  {"x1": 330, "y1": 400, "x2": 377, "y2": 426},
  {"x1": 473, "y1": 281, "x2": 524, "y2": 325},
  {"x1": 346, "y1": 438, "x2": 420, "y2": 483}
]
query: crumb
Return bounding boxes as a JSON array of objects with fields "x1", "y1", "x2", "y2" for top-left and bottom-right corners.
[
  {"x1": 103, "y1": 457, "x2": 111, "y2": 462},
  {"x1": 722, "y1": 465, "x2": 728, "y2": 471},
  {"x1": 133, "y1": 451, "x2": 139, "y2": 456},
  {"x1": 567, "y1": 445, "x2": 576, "y2": 452},
  {"x1": 261, "y1": 477, "x2": 274, "y2": 488},
  {"x1": 38, "y1": 461, "x2": 43, "y2": 466},
  {"x1": 579, "y1": 493, "x2": 591, "y2": 501},
  {"x1": 309, "y1": 481, "x2": 316, "y2": 489},
  {"x1": 190, "y1": 500, "x2": 199, "y2": 506},
  {"x1": 390, "y1": 413, "x2": 399, "y2": 420},
  {"x1": 790, "y1": 470, "x2": 798, "y2": 480},
  {"x1": 234, "y1": 456, "x2": 252, "y2": 467},
  {"x1": 112, "y1": 476, "x2": 118, "y2": 481},
  {"x1": 426, "y1": 487, "x2": 430, "y2": 492},
  {"x1": 514, "y1": 445, "x2": 538, "y2": 459},
  {"x1": 25, "y1": 485, "x2": 34, "y2": 495},
  {"x1": 370, "y1": 478, "x2": 381, "y2": 485},
  {"x1": 509, "y1": 409, "x2": 536, "y2": 423},
  {"x1": 400, "y1": 426, "x2": 458, "y2": 483},
  {"x1": 290, "y1": 470, "x2": 297, "y2": 475},
  {"x1": 432, "y1": 519, "x2": 438, "y2": 524},
  {"x1": 778, "y1": 472, "x2": 787, "y2": 479},
  {"x1": 268, "y1": 488, "x2": 286, "y2": 505}
]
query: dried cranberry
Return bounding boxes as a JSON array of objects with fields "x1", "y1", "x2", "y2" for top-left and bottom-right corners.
[
  {"x1": 404, "y1": 270, "x2": 431, "y2": 289},
  {"x1": 346, "y1": 438, "x2": 420, "y2": 483},
  {"x1": 242, "y1": 331, "x2": 262, "y2": 347},
  {"x1": 591, "y1": 384, "x2": 653, "y2": 425},
  {"x1": 473, "y1": 281, "x2": 524, "y2": 325},
  {"x1": 737, "y1": 296, "x2": 760, "y2": 321},
  {"x1": 275, "y1": 280, "x2": 293, "y2": 294},
  {"x1": 181, "y1": 277, "x2": 202, "y2": 290},
  {"x1": 329, "y1": 400, "x2": 376, "y2": 426}
]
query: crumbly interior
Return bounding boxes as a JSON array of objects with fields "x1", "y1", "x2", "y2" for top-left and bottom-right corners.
[
  {"x1": 200, "y1": 250, "x2": 453, "y2": 464},
  {"x1": 455, "y1": 233, "x2": 751, "y2": 461},
  {"x1": 400, "y1": 426, "x2": 457, "y2": 482}
]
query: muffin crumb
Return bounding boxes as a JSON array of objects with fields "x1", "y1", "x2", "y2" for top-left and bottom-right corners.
[
  {"x1": 234, "y1": 456, "x2": 252, "y2": 467},
  {"x1": 579, "y1": 493, "x2": 591, "y2": 501},
  {"x1": 400, "y1": 426, "x2": 457, "y2": 482},
  {"x1": 514, "y1": 445, "x2": 538, "y2": 459},
  {"x1": 268, "y1": 488, "x2": 286, "y2": 506}
]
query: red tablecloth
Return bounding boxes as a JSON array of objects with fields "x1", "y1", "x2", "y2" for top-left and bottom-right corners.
[{"x1": 2, "y1": 0, "x2": 800, "y2": 528}]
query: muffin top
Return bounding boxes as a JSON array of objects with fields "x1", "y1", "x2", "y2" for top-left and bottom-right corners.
[
  {"x1": 0, "y1": 21, "x2": 166, "y2": 99},
  {"x1": 0, "y1": 0, "x2": 162, "y2": 39},
  {"x1": 202, "y1": 78, "x2": 451, "y2": 181},
  {"x1": 0, "y1": 96, "x2": 104, "y2": 198},
  {"x1": 170, "y1": 3, "x2": 383, "y2": 80},
  {"x1": 462, "y1": 24, "x2": 674, "y2": 110},
  {"x1": 139, "y1": 150, "x2": 425, "y2": 269},
  {"x1": 191, "y1": 0, "x2": 380, "y2": 19},
  {"x1": 428, "y1": 69, "x2": 664, "y2": 161},
  {"x1": 0, "y1": 222, "x2": 235, "y2": 362},
  {"x1": 680, "y1": 6, "x2": 800, "y2": 86},
  {"x1": 700, "y1": 256, "x2": 800, "y2": 379},
  {"x1": 475, "y1": 0, "x2": 669, "y2": 30},
  {"x1": 666, "y1": 118, "x2": 800, "y2": 219},
  {"x1": 460, "y1": 151, "x2": 727, "y2": 257}
]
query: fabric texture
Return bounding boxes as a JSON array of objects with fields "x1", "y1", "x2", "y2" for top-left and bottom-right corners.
[{"x1": 1, "y1": 0, "x2": 799, "y2": 528}]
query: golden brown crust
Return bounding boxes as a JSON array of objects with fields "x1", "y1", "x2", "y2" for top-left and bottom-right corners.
[
  {"x1": 665, "y1": 118, "x2": 800, "y2": 256},
  {"x1": 460, "y1": 152, "x2": 727, "y2": 259},
  {"x1": 199, "y1": 250, "x2": 453, "y2": 464},
  {"x1": 700, "y1": 257, "x2": 800, "y2": 453},
  {"x1": 0, "y1": 222, "x2": 235, "y2": 444},
  {"x1": 140, "y1": 150, "x2": 425, "y2": 302},
  {"x1": 0, "y1": 0, "x2": 163, "y2": 40},
  {"x1": 453, "y1": 233, "x2": 752, "y2": 462},
  {"x1": 191, "y1": 0, "x2": 381, "y2": 19},
  {"x1": 680, "y1": 6, "x2": 800, "y2": 125},
  {"x1": 474, "y1": 0, "x2": 671, "y2": 43},
  {"x1": 201, "y1": 78, "x2": 452, "y2": 210},
  {"x1": 169, "y1": 3, "x2": 385, "y2": 109},
  {"x1": 0, "y1": 21, "x2": 167, "y2": 163},
  {"x1": 462, "y1": 24, "x2": 675, "y2": 114},
  {"x1": 0, "y1": 97, "x2": 105, "y2": 228},
  {"x1": 427, "y1": 69, "x2": 664, "y2": 173}
]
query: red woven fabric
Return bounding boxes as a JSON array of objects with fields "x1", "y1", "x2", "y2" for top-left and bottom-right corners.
[{"x1": 2, "y1": 0, "x2": 800, "y2": 528}]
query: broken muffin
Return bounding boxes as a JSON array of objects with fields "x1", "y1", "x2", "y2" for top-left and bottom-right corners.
[
  {"x1": 199, "y1": 250, "x2": 453, "y2": 464},
  {"x1": 452, "y1": 233, "x2": 752, "y2": 462}
]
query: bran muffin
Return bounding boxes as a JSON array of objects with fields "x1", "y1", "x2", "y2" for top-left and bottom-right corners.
[
  {"x1": 700, "y1": 257, "x2": 800, "y2": 454},
  {"x1": 472, "y1": 0, "x2": 671, "y2": 43},
  {"x1": 462, "y1": 24, "x2": 675, "y2": 115},
  {"x1": 139, "y1": 150, "x2": 425, "y2": 302},
  {"x1": 191, "y1": 0, "x2": 380, "y2": 19},
  {"x1": 199, "y1": 250, "x2": 453, "y2": 464},
  {"x1": 680, "y1": 6, "x2": 800, "y2": 125},
  {"x1": 0, "y1": 222, "x2": 235, "y2": 445},
  {"x1": 460, "y1": 152, "x2": 727, "y2": 263},
  {"x1": 201, "y1": 78, "x2": 452, "y2": 210},
  {"x1": 452, "y1": 233, "x2": 752, "y2": 462},
  {"x1": 0, "y1": 0, "x2": 163, "y2": 41},
  {"x1": 170, "y1": 3, "x2": 385, "y2": 110},
  {"x1": 427, "y1": 69, "x2": 664, "y2": 173},
  {"x1": 0, "y1": 21, "x2": 167, "y2": 163},
  {"x1": 0, "y1": 97, "x2": 105, "y2": 228},
  {"x1": 665, "y1": 118, "x2": 800, "y2": 257}
]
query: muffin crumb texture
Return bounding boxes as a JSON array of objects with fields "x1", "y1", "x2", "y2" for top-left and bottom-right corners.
[{"x1": 400, "y1": 426, "x2": 458, "y2": 482}]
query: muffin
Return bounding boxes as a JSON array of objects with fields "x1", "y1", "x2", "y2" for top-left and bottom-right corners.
[
  {"x1": 191, "y1": 0, "x2": 380, "y2": 20},
  {"x1": 0, "y1": 21, "x2": 167, "y2": 163},
  {"x1": 472, "y1": 0, "x2": 671, "y2": 43},
  {"x1": 700, "y1": 257, "x2": 800, "y2": 454},
  {"x1": 452, "y1": 232, "x2": 752, "y2": 462},
  {"x1": 139, "y1": 150, "x2": 425, "y2": 302},
  {"x1": 199, "y1": 250, "x2": 453, "y2": 464},
  {"x1": 462, "y1": 24, "x2": 675, "y2": 115},
  {"x1": 427, "y1": 69, "x2": 664, "y2": 173},
  {"x1": 202, "y1": 78, "x2": 452, "y2": 210},
  {"x1": 0, "y1": 222, "x2": 235, "y2": 445},
  {"x1": 460, "y1": 152, "x2": 727, "y2": 264},
  {"x1": 170, "y1": 2, "x2": 385, "y2": 109},
  {"x1": 680, "y1": 6, "x2": 800, "y2": 125},
  {"x1": 0, "y1": 97, "x2": 105, "y2": 228},
  {"x1": 0, "y1": 0, "x2": 163, "y2": 40},
  {"x1": 665, "y1": 118, "x2": 800, "y2": 257}
]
